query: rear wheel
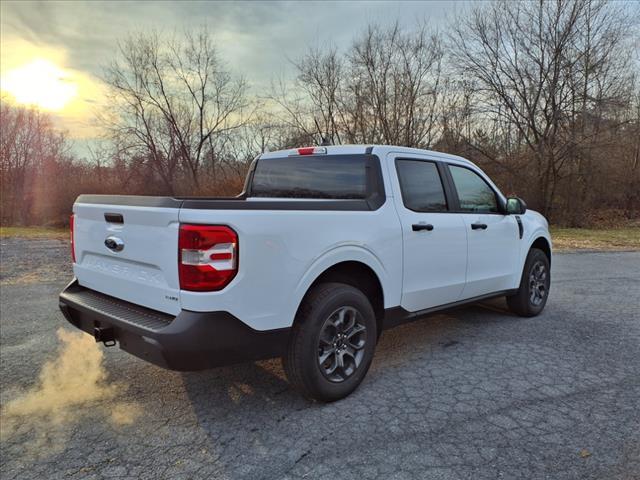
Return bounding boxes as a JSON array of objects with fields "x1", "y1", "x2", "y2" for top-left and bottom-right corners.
[
  {"x1": 507, "y1": 248, "x2": 550, "y2": 317},
  {"x1": 283, "y1": 282, "x2": 377, "y2": 402}
]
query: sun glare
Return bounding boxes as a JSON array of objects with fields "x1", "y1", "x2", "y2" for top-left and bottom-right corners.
[{"x1": 1, "y1": 59, "x2": 78, "y2": 111}]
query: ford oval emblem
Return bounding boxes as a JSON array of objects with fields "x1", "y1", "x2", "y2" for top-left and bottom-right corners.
[{"x1": 104, "y1": 236, "x2": 124, "y2": 252}]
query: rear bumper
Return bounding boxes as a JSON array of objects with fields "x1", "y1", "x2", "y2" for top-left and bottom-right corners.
[{"x1": 58, "y1": 279, "x2": 290, "y2": 371}]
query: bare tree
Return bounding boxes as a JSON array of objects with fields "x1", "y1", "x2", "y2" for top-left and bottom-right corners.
[
  {"x1": 101, "y1": 28, "x2": 250, "y2": 194},
  {"x1": 349, "y1": 22, "x2": 443, "y2": 147},
  {"x1": 0, "y1": 100, "x2": 69, "y2": 224},
  {"x1": 449, "y1": 0, "x2": 637, "y2": 217},
  {"x1": 273, "y1": 22, "x2": 444, "y2": 148}
]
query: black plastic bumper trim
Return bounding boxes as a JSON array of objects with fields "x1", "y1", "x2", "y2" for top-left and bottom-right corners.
[{"x1": 59, "y1": 280, "x2": 290, "y2": 371}]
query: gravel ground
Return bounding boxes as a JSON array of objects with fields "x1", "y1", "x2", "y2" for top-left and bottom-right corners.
[{"x1": 1, "y1": 237, "x2": 639, "y2": 480}]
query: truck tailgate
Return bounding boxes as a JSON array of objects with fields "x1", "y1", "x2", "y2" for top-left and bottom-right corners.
[{"x1": 73, "y1": 201, "x2": 181, "y2": 315}]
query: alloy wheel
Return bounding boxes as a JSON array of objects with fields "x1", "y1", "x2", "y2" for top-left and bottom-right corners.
[
  {"x1": 317, "y1": 306, "x2": 367, "y2": 383},
  {"x1": 529, "y1": 261, "x2": 548, "y2": 306}
]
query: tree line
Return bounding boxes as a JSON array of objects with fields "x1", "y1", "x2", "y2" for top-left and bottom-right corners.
[{"x1": 2, "y1": 0, "x2": 639, "y2": 227}]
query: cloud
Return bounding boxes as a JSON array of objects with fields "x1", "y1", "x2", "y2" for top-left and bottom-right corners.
[
  {"x1": 2, "y1": 1, "x2": 457, "y2": 82},
  {"x1": 0, "y1": 0, "x2": 462, "y2": 147}
]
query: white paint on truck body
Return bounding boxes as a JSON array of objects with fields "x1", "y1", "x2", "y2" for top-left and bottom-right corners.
[
  {"x1": 72, "y1": 204, "x2": 182, "y2": 315},
  {"x1": 72, "y1": 145, "x2": 551, "y2": 331},
  {"x1": 178, "y1": 201, "x2": 403, "y2": 330}
]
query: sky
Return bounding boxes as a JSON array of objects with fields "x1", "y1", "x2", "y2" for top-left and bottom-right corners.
[{"x1": 0, "y1": 0, "x2": 467, "y2": 156}]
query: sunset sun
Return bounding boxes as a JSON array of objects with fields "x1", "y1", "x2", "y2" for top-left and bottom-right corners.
[{"x1": 1, "y1": 58, "x2": 78, "y2": 111}]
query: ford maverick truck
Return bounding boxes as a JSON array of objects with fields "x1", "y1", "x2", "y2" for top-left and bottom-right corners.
[{"x1": 59, "y1": 145, "x2": 551, "y2": 401}]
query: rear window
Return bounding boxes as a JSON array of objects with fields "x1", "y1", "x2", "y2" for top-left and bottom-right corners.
[{"x1": 250, "y1": 155, "x2": 368, "y2": 199}]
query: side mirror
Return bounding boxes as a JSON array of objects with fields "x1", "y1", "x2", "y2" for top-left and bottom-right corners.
[{"x1": 506, "y1": 197, "x2": 527, "y2": 215}]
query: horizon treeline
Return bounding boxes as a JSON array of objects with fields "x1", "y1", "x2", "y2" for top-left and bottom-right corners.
[{"x1": 2, "y1": 0, "x2": 639, "y2": 227}]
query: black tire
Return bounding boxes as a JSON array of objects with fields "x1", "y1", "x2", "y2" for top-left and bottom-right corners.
[
  {"x1": 507, "y1": 248, "x2": 551, "y2": 317},
  {"x1": 283, "y1": 282, "x2": 377, "y2": 402}
]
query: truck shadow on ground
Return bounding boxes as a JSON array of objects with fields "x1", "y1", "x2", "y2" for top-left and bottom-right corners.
[
  {"x1": 177, "y1": 298, "x2": 522, "y2": 471},
  {"x1": 181, "y1": 298, "x2": 515, "y2": 409}
]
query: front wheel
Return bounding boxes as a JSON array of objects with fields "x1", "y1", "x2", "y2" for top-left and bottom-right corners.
[
  {"x1": 507, "y1": 248, "x2": 551, "y2": 317},
  {"x1": 283, "y1": 282, "x2": 377, "y2": 402}
]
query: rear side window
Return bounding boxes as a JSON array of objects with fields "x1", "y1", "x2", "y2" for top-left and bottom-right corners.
[
  {"x1": 251, "y1": 155, "x2": 368, "y2": 199},
  {"x1": 395, "y1": 159, "x2": 447, "y2": 212},
  {"x1": 449, "y1": 165, "x2": 498, "y2": 213}
]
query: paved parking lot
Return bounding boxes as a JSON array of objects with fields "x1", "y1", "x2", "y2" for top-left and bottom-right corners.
[{"x1": 1, "y1": 237, "x2": 639, "y2": 479}]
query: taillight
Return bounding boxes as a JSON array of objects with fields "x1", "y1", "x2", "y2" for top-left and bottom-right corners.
[
  {"x1": 178, "y1": 225, "x2": 238, "y2": 291},
  {"x1": 70, "y1": 213, "x2": 76, "y2": 263}
]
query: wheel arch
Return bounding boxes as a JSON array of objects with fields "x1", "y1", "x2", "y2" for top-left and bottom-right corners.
[
  {"x1": 293, "y1": 255, "x2": 387, "y2": 334},
  {"x1": 530, "y1": 236, "x2": 552, "y2": 265}
]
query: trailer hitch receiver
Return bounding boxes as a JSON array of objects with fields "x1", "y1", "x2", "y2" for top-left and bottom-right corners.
[{"x1": 94, "y1": 326, "x2": 116, "y2": 347}]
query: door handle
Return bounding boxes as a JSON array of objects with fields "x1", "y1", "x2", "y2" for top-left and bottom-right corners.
[
  {"x1": 412, "y1": 223, "x2": 434, "y2": 232},
  {"x1": 471, "y1": 223, "x2": 488, "y2": 230}
]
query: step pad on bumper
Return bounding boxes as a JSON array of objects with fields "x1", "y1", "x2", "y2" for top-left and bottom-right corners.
[{"x1": 60, "y1": 284, "x2": 174, "y2": 332}]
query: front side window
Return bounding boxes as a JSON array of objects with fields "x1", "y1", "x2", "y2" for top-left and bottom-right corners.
[
  {"x1": 251, "y1": 155, "x2": 368, "y2": 199},
  {"x1": 449, "y1": 165, "x2": 498, "y2": 213},
  {"x1": 395, "y1": 159, "x2": 448, "y2": 212}
]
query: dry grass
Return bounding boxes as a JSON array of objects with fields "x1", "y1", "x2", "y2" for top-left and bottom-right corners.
[
  {"x1": 0, "y1": 226, "x2": 68, "y2": 239},
  {"x1": 551, "y1": 227, "x2": 640, "y2": 251}
]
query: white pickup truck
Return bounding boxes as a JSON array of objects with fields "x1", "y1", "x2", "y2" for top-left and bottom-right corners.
[{"x1": 59, "y1": 145, "x2": 551, "y2": 401}]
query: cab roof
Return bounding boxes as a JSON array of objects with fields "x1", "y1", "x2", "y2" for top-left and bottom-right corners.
[{"x1": 259, "y1": 144, "x2": 474, "y2": 166}]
